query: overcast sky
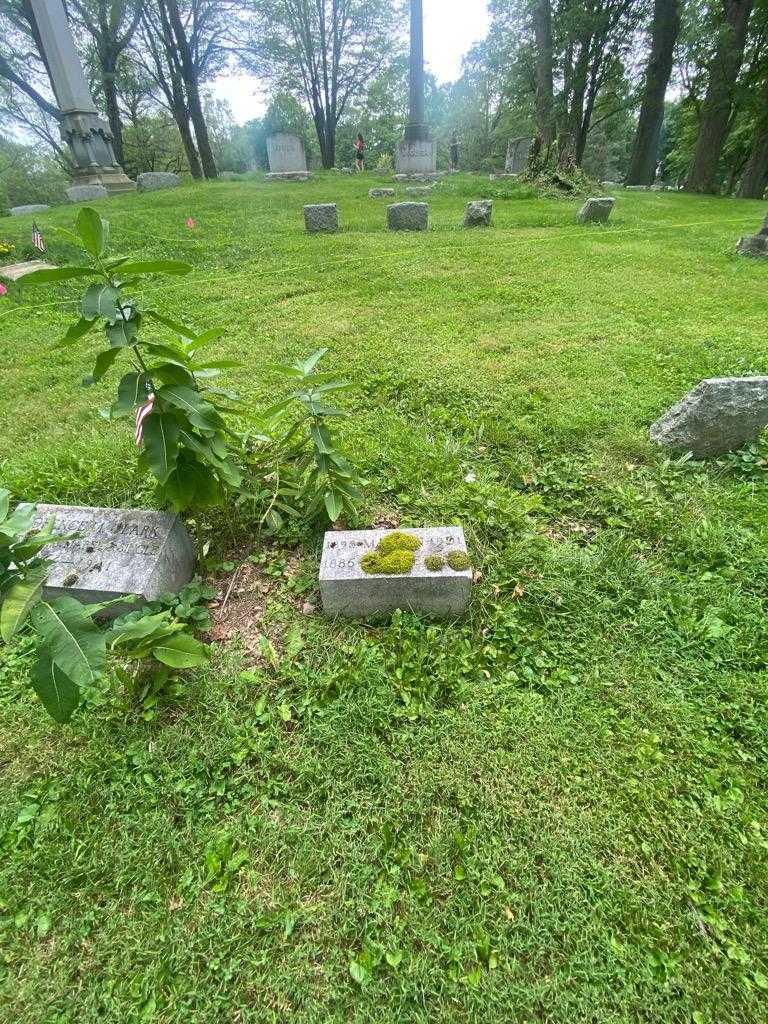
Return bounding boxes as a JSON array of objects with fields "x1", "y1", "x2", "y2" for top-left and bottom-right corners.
[{"x1": 212, "y1": 0, "x2": 491, "y2": 124}]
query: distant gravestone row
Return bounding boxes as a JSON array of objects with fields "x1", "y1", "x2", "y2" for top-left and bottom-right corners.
[{"x1": 302, "y1": 200, "x2": 497, "y2": 233}]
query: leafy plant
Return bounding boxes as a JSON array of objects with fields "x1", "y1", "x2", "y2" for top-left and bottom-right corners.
[
  {"x1": 241, "y1": 348, "x2": 364, "y2": 527},
  {"x1": 0, "y1": 489, "x2": 105, "y2": 722},
  {"x1": 20, "y1": 207, "x2": 243, "y2": 515}
]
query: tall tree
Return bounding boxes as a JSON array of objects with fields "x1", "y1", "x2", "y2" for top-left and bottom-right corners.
[
  {"x1": 68, "y1": 1, "x2": 144, "y2": 166},
  {"x1": 238, "y1": 0, "x2": 403, "y2": 169},
  {"x1": 532, "y1": 0, "x2": 555, "y2": 148},
  {"x1": 625, "y1": 0, "x2": 681, "y2": 184},
  {"x1": 738, "y1": 74, "x2": 768, "y2": 196},
  {"x1": 685, "y1": 0, "x2": 754, "y2": 193}
]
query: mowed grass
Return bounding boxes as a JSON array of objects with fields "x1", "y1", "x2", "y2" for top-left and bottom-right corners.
[{"x1": 1, "y1": 173, "x2": 767, "y2": 1023}]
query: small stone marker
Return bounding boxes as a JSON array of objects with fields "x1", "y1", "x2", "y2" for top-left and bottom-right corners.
[
  {"x1": 577, "y1": 197, "x2": 614, "y2": 224},
  {"x1": 0, "y1": 260, "x2": 56, "y2": 281},
  {"x1": 137, "y1": 172, "x2": 181, "y2": 192},
  {"x1": 736, "y1": 214, "x2": 768, "y2": 257},
  {"x1": 625, "y1": 185, "x2": 650, "y2": 191},
  {"x1": 32, "y1": 504, "x2": 196, "y2": 612},
  {"x1": 405, "y1": 185, "x2": 433, "y2": 196},
  {"x1": 304, "y1": 203, "x2": 338, "y2": 233},
  {"x1": 66, "y1": 184, "x2": 108, "y2": 203},
  {"x1": 464, "y1": 200, "x2": 492, "y2": 227},
  {"x1": 10, "y1": 204, "x2": 50, "y2": 216},
  {"x1": 387, "y1": 202, "x2": 428, "y2": 231},
  {"x1": 369, "y1": 188, "x2": 395, "y2": 198},
  {"x1": 266, "y1": 133, "x2": 310, "y2": 180},
  {"x1": 601, "y1": 180, "x2": 619, "y2": 188},
  {"x1": 650, "y1": 377, "x2": 768, "y2": 458},
  {"x1": 320, "y1": 527, "x2": 471, "y2": 618}
]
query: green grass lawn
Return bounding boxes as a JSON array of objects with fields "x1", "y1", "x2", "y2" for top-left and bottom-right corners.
[{"x1": 1, "y1": 173, "x2": 767, "y2": 1023}]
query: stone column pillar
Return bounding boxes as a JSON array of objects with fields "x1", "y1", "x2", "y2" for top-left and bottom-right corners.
[
  {"x1": 396, "y1": 0, "x2": 436, "y2": 177},
  {"x1": 30, "y1": 0, "x2": 135, "y2": 194}
]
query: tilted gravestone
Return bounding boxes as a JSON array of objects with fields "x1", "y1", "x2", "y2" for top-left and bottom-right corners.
[
  {"x1": 32, "y1": 504, "x2": 196, "y2": 613},
  {"x1": 577, "y1": 197, "x2": 615, "y2": 224},
  {"x1": 650, "y1": 377, "x2": 768, "y2": 458},
  {"x1": 66, "y1": 184, "x2": 108, "y2": 203},
  {"x1": 266, "y1": 134, "x2": 310, "y2": 180},
  {"x1": 464, "y1": 200, "x2": 493, "y2": 227},
  {"x1": 369, "y1": 188, "x2": 395, "y2": 198},
  {"x1": 387, "y1": 202, "x2": 428, "y2": 231},
  {"x1": 320, "y1": 527, "x2": 471, "y2": 618},
  {"x1": 10, "y1": 204, "x2": 50, "y2": 216},
  {"x1": 0, "y1": 260, "x2": 56, "y2": 281},
  {"x1": 137, "y1": 172, "x2": 181, "y2": 192},
  {"x1": 304, "y1": 203, "x2": 338, "y2": 233},
  {"x1": 736, "y1": 214, "x2": 768, "y2": 257}
]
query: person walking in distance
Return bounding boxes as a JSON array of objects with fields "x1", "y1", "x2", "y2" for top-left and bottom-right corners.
[
  {"x1": 355, "y1": 134, "x2": 365, "y2": 172},
  {"x1": 449, "y1": 131, "x2": 460, "y2": 172}
]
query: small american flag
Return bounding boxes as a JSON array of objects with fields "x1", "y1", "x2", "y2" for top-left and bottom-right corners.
[
  {"x1": 31, "y1": 221, "x2": 45, "y2": 252},
  {"x1": 135, "y1": 392, "x2": 155, "y2": 446}
]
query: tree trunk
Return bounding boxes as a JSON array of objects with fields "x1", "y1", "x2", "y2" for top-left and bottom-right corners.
[
  {"x1": 162, "y1": 0, "x2": 217, "y2": 179},
  {"x1": 685, "y1": 0, "x2": 753, "y2": 194},
  {"x1": 626, "y1": 0, "x2": 681, "y2": 185},
  {"x1": 532, "y1": 0, "x2": 555, "y2": 149},
  {"x1": 738, "y1": 78, "x2": 768, "y2": 198}
]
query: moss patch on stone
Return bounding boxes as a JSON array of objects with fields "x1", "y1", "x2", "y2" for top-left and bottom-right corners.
[
  {"x1": 377, "y1": 531, "x2": 422, "y2": 556},
  {"x1": 424, "y1": 554, "x2": 444, "y2": 572},
  {"x1": 447, "y1": 550, "x2": 471, "y2": 571},
  {"x1": 360, "y1": 549, "x2": 416, "y2": 575}
]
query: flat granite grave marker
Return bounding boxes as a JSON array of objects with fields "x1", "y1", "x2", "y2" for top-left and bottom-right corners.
[
  {"x1": 304, "y1": 203, "x2": 338, "y2": 233},
  {"x1": 369, "y1": 188, "x2": 395, "y2": 198},
  {"x1": 320, "y1": 527, "x2": 471, "y2": 618},
  {"x1": 66, "y1": 184, "x2": 108, "y2": 202},
  {"x1": 137, "y1": 172, "x2": 181, "y2": 192},
  {"x1": 0, "y1": 260, "x2": 56, "y2": 281},
  {"x1": 387, "y1": 202, "x2": 428, "y2": 231},
  {"x1": 464, "y1": 200, "x2": 493, "y2": 227},
  {"x1": 32, "y1": 504, "x2": 196, "y2": 612},
  {"x1": 10, "y1": 204, "x2": 50, "y2": 216},
  {"x1": 650, "y1": 376, "x2": 768, "y2": 457}
]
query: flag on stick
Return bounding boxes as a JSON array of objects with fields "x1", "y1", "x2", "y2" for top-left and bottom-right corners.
[
  {"x1": 135, "y1": 393, "x2": 155, "y2": 446},
  {"x1": 31, "y1": 222, "x2": 45, "y2": 252}
]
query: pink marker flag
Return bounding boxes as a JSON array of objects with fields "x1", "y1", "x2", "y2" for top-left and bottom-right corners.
[
  {"x1": 135, "y1": 393, "x2": 155, "y2": 446},
  {"x1": 186, "y1": 217, "x2": 195, "y2": 229},
  {"x1": 0, "y1": 283, "x2": 7, "y2": 297}
]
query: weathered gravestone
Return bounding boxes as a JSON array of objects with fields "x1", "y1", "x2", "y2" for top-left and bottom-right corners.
[
  {"x1": 32, "y1": 504, "x2": 196, "y2": 612},
  {"x1": 650, "y1": 377, "x2": 768, "y2": 458},
  {"x1": 266, "y1": 134, "x2": 310, "y2": 180},
  {"x1": 320, "y1": 527, "x2": 471, "y2": 618},
  {"x1": 66, "y1": 184, "x2": 108, "y2": 203},
  {"x1": 625, "y1": 185, "x2": 650, "y2": 191},
  {"x1": 10, "y1": 204, "x2": 50, "y2": 216},
  {"x1": 736, "y1": 214, "x2": 768, "y2": 257},
  {"x1": 137, "y1": 172, "x2": 181, "y2": 192},
  {"x1": 304, "y1": 203, "x2": 338, "y2": 233},
  {"x1": 387, "y1": 202, "x2": 428, "y2": 231},
  {"x1": 406, "y1": 185, "x2": 433, "y2": 196},
  {"x1": 0, "y1": 260, "x2": 56, "y2": 281},
  {"x1": 505, "y1": 137, "x2": 533, "y2": 174},
  {"x1": 577, "y1": 197, "x2": 615, "y2": 224},
  {"x1": 369, "y1": 188, "x2": 395, "y2": 198},
  {"x1": 464, "y1": 200, "x2": 493, "y2": 227},
  {"x1": 396, "y1": 138, "x2": 437, "y2": 178}
]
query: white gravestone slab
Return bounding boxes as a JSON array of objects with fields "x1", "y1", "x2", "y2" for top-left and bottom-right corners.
[
  {"x1": 266, "y1": 134, "x2": 309, "y2": 179},
  {"x1": 32, "y1": 504, "x2": 196, "y2": 612},
  {"x1": 320, "y1": 527, "x2": 471, "y2": 619},
  {"x1": 0, "y1": 260, "x2": 56, "y2": 281},
  {"x1": 396, "y1": 138, "x2": 437, "y2": 176}
]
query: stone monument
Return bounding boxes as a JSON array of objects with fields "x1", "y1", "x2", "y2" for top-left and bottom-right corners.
[
  {"x1": 29, "y1": 0, "x2": 135, "y2": 195},
  {"x1": 266, "y1": 134, "x2": 310, "y2": 180},
  {"x1": 396, "y1": 0, "x2": 437, "y2": 179},
  {"x1": 320, "y1": 527, "x2": 471, "y2": 618},
  {"x1": 32, "y1": 504, "x2": 196, "y2": 613},
  {"x1": 650, "y1": 377, "x2": 768, "y2": 457}
]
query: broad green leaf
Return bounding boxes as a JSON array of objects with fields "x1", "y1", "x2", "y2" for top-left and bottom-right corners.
[
  {"x1": 84, "y1": 346, "x2": 122, "y2": 385},
  {"x1": 56, "y1": 317, "x2": 97, "y2": 348},
  {"x1": 142, "y1": 341, "x2": 189, "y2": 363},
  {"x1": 29, "y1": 596, "x2": 105, "y2": 688},
  {"x1": 302, "y1": 349, "x2": 328, "y2": 374},
  {"x1": 29, "y1": 652, "x2": 80, "y2": 723},
  {"x1": 104, "y1": 256, "x2": 131, "y2": 271},
  {"x1": 152, "y1": 632, "x2": 209, "y2": 668},
  {"x1": 310, "y1": 422, "x2": 334, "y2": 454},
  {"x1": 81, "y1": 282, "x2": 122, "y2": 324},
  {"x1": 150, "y1": 362, "x2": 195, "y2": 388},
  {"x1": 109, "y1": 611, "x2": 177, "y2": 647},
  {"x1": 324, "y1": 490, "x2": 343, "y2": 522},
  {"x1": 113, "y1": 260, "x2": 192, "y2": 276},
  {"x1": 158, "y1": 385, "x2": 224, "y2": 432},
  {"x1": 187, "y1": 327, "x2": 226, "y2": 353},
  {"x1": 19, "y1": 266, "x2": 100, "y2": 285},
  {"x1": 0, "y1": 489, "x2": 8, "y2": 524},
  {"x1": 144, "y1": 310, "x2": 198, "y2": 339},
  {"x1": 106, "y1": 313, "x2": 139, "y2": 348},
  {"x1": 141, "y1": 413, "x2": 179, "y2": 484},
  {"x1": 109, "y1": 371, "x2": 148, "y2": 418},
  {"x1": 192, "y1": 359, "x2": 240, "y2": 371},
  {"x1": 76, "y1": 207, "x2": 108, "y2": 258},
  {"x1": 0, "y1": 567, "x2": 46, "y2": 641},
  {"x1": 0, "y1": 502, "x2": 36, "y2": 539},
  {"x1": 161, "y1": 454, "x2": 223, "y2": 512}
]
